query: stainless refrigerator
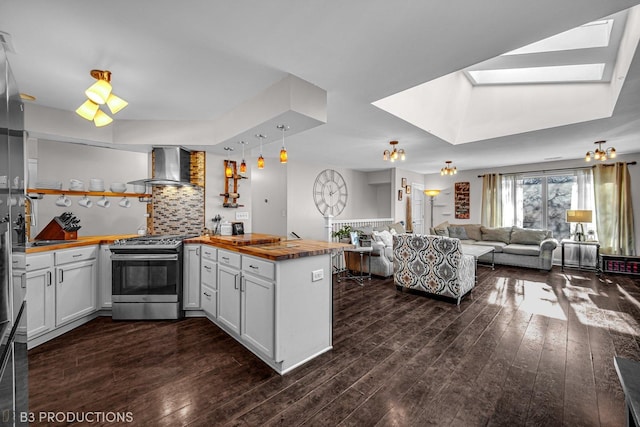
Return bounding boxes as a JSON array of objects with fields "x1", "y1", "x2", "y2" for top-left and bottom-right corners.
[{"x1": 0, "y1": 41, "x2": 27, "y2": 426}]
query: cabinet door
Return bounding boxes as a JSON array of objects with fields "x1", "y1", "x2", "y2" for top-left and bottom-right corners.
[
  {"x1": 241, "y1": 274, "x2": 275, "y2": 358},
  {"x1": 26, "y1": 268, "x2": 55, "y2": 339},
  {"x1": 98, "y1": 245, "x2": 112, "y2": 309},
  {"x1": 201, "y1": 284, "x2": 217, "y2": 318},
  {"x1": 217, "y1": 264, "x2": 241, "y2": 334},
  {"x1": 183, "y1": 244, "x2": 201, "y2": 310},
  {"x1": 55, "y1": 260, "x2": 97, "y2": 327}
]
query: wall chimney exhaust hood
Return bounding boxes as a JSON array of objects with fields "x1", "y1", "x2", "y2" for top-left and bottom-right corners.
[{"x1": 129, "y1": 146, "x2": 193, "y2": 186}]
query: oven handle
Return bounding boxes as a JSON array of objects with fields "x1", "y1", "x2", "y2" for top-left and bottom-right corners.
[{"x1": 110, "y1": 253, "x2": 179, "y2": 261}]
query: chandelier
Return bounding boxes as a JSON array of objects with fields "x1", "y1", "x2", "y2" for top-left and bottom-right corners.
[
  {"x1": 585, "y1": 140, "x2": 616, "y2": 162},
  {"x1": 383, "y1": 140, "x2": 406, "y2": 162},
  {"x1": 440, "y1": 160, "x2": 457, "y2": 175},
  {"x1": 75, "y1": 69, "x2": 128, "y2": 127}
]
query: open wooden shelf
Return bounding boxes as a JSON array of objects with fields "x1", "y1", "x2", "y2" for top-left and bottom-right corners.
[{"x1": 27, "y1": 188, "x2": 152, "y2": 198}]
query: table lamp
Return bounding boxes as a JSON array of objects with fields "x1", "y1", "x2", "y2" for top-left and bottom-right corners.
[{"x1": 566, "y1": 209, "x2": 592, "y2": 241}]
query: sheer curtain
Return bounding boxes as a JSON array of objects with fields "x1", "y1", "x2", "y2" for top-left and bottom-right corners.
[
  {"x1": 481, "y1": 174, "x2": 502, "y2": 227},
  {"x1": 593, "y1": 162, "x2": 636, "y2": 255},
  {"x1": 573, "y1": 168, "x2": 596, "y2": 239},
  {"x1": 501, "y1": 175, "x2": 517, "y2": 227}
]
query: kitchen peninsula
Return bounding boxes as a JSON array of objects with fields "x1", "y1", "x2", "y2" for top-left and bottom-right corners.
[
  {"x1": 23, "y1": 232, "x2": 350, "y2": 375},
  {"x1": 184, "y1": 234, "x2": 350, "y2": 374}
]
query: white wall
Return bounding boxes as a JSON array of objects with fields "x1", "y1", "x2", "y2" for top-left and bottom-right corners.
[
  {"x1": 424, "y1": 153, "x2": 640, "y2": 254},
  {"x1": 286, "y1": 161, "x2": 384, "y2": 240},
  {"x1": 32, "y1": 140, "x2": 148, "y2": 237},
  {"x1": 204, "y1": 152, "x2": 253, "y2": 234},
  {"x1": 251, "y1": 161, "x2": 287, "y2": 236},
  {"x1": 394, "y1": 167, "x2": 425, "y2": 226}
]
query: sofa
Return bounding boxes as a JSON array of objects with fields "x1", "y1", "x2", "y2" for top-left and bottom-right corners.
[
  {"x1": 344, "y1": 222, "x2": 406, "y2": 277},
  {"x1": 393, "y1": 234, "x2": 476, "y2": 304},
  {"x1": 430, "y1": 222, "x2": 558, "y2": 271}
]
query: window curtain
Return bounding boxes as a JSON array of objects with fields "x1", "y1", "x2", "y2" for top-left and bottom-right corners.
[
  {"x1": 573, "y1": 168, "x2": 597, "y2": 239},
  {"x1": 501, "y1": 175, "x2": 517, "y2": 227},
  {"x1": 481, "y1": 174, "x2": 502, "y2": 227},
  {"x1": 592, "y1": 162, "x2": 635, "y2": 255}
]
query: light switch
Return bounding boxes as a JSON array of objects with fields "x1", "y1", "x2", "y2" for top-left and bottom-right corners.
[{"x1": 236, "y1": 211, "x2": 249, "y2": 220}]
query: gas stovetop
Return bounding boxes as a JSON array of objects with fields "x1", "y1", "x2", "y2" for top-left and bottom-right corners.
[{"x1": 111, "y1": 234, "x2": 193, "y2": 250}]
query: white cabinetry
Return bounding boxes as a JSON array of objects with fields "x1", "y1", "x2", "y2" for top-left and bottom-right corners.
[
  {"x1": 54, "y1": 246, "x2": 97, "y2": 327},
  {"x1": 217, "y1": 249, "x2": 242, "y2": 334},
  {"x1": 25, "y1": 245, "x2": 99, "y2": 348},
  {"x1": 24, "y1": 253, "x2": 55, "y2": 339},
  {"x1": 200, "y1": 246, "x2": 217, "y2": 318},
  {"x1": 241, "y1": 256, "x2": 275, "y2": 358},
  {"x1": 98, "y1": 244, "x2": 112, "y2": 309},
  {"x1": 183, "y1": 244, "x2": 201, "y2": 310}
]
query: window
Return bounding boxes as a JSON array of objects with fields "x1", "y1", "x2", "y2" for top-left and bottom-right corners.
[{"x1": 502, "y1": 171, "x2": 595, "y2": 241}]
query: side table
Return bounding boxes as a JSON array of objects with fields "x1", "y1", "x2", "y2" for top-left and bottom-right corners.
[
  {"x1": 341, "y1": 246, "x2": 373, "y2": 285},
  {"x1": 561, "y1": 239, "x2": 600, "y2": 273}
]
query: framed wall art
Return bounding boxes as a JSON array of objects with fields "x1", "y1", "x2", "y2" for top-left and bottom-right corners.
[
  {"x1": 454, "y1": 182, "x2": 470, "y2": 219},
  {"x1": 398, "y1": 190, "x2": 403, "y2": 201}
]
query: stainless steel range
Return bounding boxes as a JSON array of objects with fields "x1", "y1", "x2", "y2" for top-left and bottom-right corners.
[{"x1": 110, "y1": 235, "x2": 191, "y2": 320}]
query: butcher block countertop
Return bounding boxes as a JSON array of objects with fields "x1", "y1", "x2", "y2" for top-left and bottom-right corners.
[
  {"x1": 24, "y1": 234, "x2": 138, "y2": 254},
  {"x1": 185, "y1": 234, "x2": 352, "y2": 261}
]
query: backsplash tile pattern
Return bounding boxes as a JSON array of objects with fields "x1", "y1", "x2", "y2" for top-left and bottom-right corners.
[{"x1": 149, "y1": 151, "x2": 206, "y2": 235}]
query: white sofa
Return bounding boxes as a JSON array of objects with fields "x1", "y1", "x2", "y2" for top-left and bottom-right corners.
[
  {"x1": 430, "y1": 222, "x2": 558, "y2": 271},
  {"x1": 345, "y1": 222, "x2": 406, "y2": 277}
]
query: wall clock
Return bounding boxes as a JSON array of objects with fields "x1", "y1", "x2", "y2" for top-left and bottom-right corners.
[{"x1": 313, "y1": 169, "x2": 348, "y2": 216}]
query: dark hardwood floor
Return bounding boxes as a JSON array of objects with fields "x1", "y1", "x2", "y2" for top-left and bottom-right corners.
[{"x1": 28, "y1": 266, "x2": 640, "y2": 426}]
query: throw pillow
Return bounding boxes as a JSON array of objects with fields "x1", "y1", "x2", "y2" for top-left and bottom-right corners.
[
  {"x1": 448, "y1": 226, "x2": 469, "y2": 240},
  {"x1": 388, "y1": 222, "x2": 406, "y2": 234},
  {"x1": 510, "y1": 227, "x2": 549, "y2": 245},
  {"x1": 481, "y1": 226, "x2": 512, "y2": 244},
  {"x1": 433, "y1": 221, "x2": 450, "y2": 236},
  {"x1": 377, "y1": 230, "x2": 393, "y2": 247}
]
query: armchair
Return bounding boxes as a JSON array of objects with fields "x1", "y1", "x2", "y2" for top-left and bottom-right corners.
[{"x1": 393, "y1": 234, "x2": 475, "y2": 304}]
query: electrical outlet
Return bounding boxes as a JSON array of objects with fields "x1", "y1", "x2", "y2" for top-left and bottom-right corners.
[{"x1": 312, "y1": 269, "x2": 324, "y2": 282}]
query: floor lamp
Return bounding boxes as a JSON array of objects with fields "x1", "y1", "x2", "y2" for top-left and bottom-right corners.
[{"x1": 424, "y1": 189, "x2": 441, "y2": 228}]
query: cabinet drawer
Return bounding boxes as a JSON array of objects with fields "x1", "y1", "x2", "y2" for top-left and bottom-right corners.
[
  {"x1": 243, "y1": 256, "x2": 275, "y2": 281},
  {"x1": 55, "y1": 246, "x2": 98, "y2": 265},
  {"x1": 25, "y1": 253, "x2": 53, "y2": 271},
  {"x1": 201, "y1": 245, "x2": 217, "y2": 261},
  {"x1": 201, "y1": 285, "x2": 217, "y2": 318},
  {"x1": 201, "y1": 259, "x2": 216, "y2": 288},
  {"x1": 12, "y1": 253, "x2": 26, "y2": 270},
  {"x1": 218, "y1": 250, "x2": 241, "y2": 269}
]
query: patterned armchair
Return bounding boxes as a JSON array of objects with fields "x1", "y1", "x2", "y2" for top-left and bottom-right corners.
[{"x1": 393, "y1": 234, "x2": 476, "y2": 305}]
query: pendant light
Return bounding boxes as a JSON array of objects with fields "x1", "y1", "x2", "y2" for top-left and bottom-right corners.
[
  {"x1": 256, "y1": 134, "x2": 266, "y2": 169},
  {"x1": 224, "y1": 147, "x2": 234, "y2": 178},
  {"x1": 277, "y1": 124, "x2": 289, "y2": 164},
  {"x1": 238, "y1": 141, "x2": 247, "y2": 174}
]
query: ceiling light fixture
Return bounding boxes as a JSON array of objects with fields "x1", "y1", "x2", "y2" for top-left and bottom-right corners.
[
  {"x1": 277, "y1": 124, "x2": 289, "y2": 164},
  {"x1": 224, "y1": 147, "x2": 234, "y2": 178},
  {"x1": 383, "y1": 140, "x2": 406, "y2": 162},
  {"x1": 585, "y1": 140, "x2": 616, "y2": 162},
  {"x1": 440, "y1": 160, "x2": 457, "y2": 175},
  {"x1": 256, "y1": 134, "x2": 266, "y2": 169},
  {"x1": 75, "y1": 69, "x2": 128, "y2": 127},
  {"x1": 238, "y1": 141, "x2": 247, "y2": 174}
]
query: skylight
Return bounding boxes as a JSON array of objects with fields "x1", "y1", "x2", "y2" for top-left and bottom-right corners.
[
  {"x1": 467, "y1": 63, "x2": 606, "y2": 85},
  {"x1": 504, "y1": 19, "x2": 614, "y2": 55}
]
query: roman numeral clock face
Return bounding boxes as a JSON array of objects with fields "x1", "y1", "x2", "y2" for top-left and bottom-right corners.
[{"x1": 313, "y1": 169, "x2": 348, "y2": 216}]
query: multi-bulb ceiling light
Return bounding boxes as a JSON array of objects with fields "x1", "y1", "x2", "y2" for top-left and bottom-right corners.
[
  {"x1": 75, "y1": 69, "x2": 128, "y2": 127},
  {"x1": 256, "y1": 134, "x2": 266, "y2": 169},
  {"x1": 585, "y1": 140, "x2": 616, "y2": 162},
  {"x1": 277, "y1": 124, "x2": 289, "y2": 164},
  {"x1": 440, "y1": 160, "x2": 457, "y2": 176},
  {"x1": 383, "y1": 140, "x2": 406, "y2": 162}
]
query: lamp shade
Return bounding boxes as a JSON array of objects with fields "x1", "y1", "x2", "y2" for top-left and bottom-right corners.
[
  {"x1": 75, "y1": 99, "x2": 99, "y2": 120},
  {"x1": 424, "y1": 189, "x2": 441, "y2": 197},
  {"x1": 566, "y1": 209, "x2": 592, "y2": 223},
  {"x1": 93, "y1": 109, "x2": 113, "y2": 127},
  {"x1": 106, "y1": 93, "x2": 128, "y2": 114},
  {"x1": 85, "y1": 79, "x2": 112, "y2": 104}
]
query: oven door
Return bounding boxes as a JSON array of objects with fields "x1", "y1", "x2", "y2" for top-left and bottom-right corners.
[{"x1": 111, "y1": 253, "x2": 180, "y2": 302}]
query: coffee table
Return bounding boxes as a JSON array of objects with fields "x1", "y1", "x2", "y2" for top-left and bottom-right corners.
[{"x1": 461, "y1": 245, "x2": 495, "y2": 280}]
